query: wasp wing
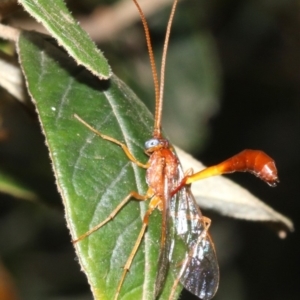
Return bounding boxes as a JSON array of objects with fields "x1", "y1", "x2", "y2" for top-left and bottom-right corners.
[
  {"x1": 169, "y1": 167, "x2": 219, "y2": 300},
  {"x1": 154, "y1": 193, "x2": 171, "y2": 298},
  {"x1": 154, "y1": 152, "x2": 179, "y2": 298}
]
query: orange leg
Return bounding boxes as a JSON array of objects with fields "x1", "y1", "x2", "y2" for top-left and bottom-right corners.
[
  {"x1": 114, "y1": 196, "x2": 161, "y2": 300},
  {"x1": 74, "y1": 114, "x2": 149, "y2": 169},
  {"x1": 169, "y1": 274, "x2": 180, "y2": 300},
  {"x1": 73, "y1": 191, "x2": 151, "y2": 243},
  {"x1": 73, "y1": 187, "x2": 159, "y2": 300}
]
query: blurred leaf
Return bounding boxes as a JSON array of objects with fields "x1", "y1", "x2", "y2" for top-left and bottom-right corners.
[
  {"x1": 18, "y1": 0, "x2": 111, "y2": 79},
  {"x1": 176, "y1": 147, "x2": 294, "y2": 235},
  {"x1": 0, "y1": 170, "x2": 38, "y2": 201},
  {"x1": 0, "y1": 57, "x2": 24, "y2": 103},
  {"x1": 17, "y1": 31, "x2": 180, "y2": 300}
]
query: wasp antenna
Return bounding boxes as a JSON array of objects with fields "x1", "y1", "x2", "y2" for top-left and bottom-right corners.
[
  {"x1": 154, "y1": 0, "x2": 178, "y2": 138},
  {"x1": 132, "y1": 0, "x2": 160, "y2": 117}
]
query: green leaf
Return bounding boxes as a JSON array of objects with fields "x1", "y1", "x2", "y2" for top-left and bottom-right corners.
[
  {"x1": 18, "y1": 0, "x2": 111, "y2": 79},
  {"x1": 0, "y1": 170, "x2": 38, "y2": 201},
  {"x1": 17, "y1": 31, "x2": 181, "y2": 300}
]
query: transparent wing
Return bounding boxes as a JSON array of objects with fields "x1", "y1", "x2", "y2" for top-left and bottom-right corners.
[
  {"x1": 154, "y1": 154, "x2": 177, "y2": 298},
  {"x1": 169, "y1": 167, "x2": 219, "y2": 300},
  {"x1": 179, "y1": 234, "x2": 219, "y2": 300},
  {"x1": 154, "y1": 190, "x2": 171, "y2": 298}
]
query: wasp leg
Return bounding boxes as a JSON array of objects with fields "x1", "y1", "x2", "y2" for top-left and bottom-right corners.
[
  {"x1": 73, "y1": 191, "x2": 150, "y2": 243},
  {"x1": 74, "y1": 114, "x2": 149, "y2": 168},
  {"x1": 114, "y1": 195, "x2": 160, "y2": 300}
]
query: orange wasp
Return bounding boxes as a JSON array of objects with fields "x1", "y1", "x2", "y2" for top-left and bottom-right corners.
[{"x1": 73, "y1": 0, "x2": 278, "y2": 299}]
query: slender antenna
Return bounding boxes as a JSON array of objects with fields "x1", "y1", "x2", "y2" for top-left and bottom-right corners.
[
  {"x1": 132, "y1": 0, "x2": 160, "y2": 116},
  {"x1": 132, "y1": 0, "x2": 178, "y2": 138},
  {"x1": 154, "y1": 0, "x2": 178, "y2": 138}
]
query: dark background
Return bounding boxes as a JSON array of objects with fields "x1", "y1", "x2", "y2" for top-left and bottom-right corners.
[
  {"x1": 0, "y1": 0, "x2": 299, "y2": 299},
  {"x1": 186, "y1": 1, "x2": 299, "y2": 299}
]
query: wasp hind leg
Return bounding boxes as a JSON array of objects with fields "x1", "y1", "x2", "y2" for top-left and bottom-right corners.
[{"x1": 72, "y1": 191, "x2": 149, "y2": 243}]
